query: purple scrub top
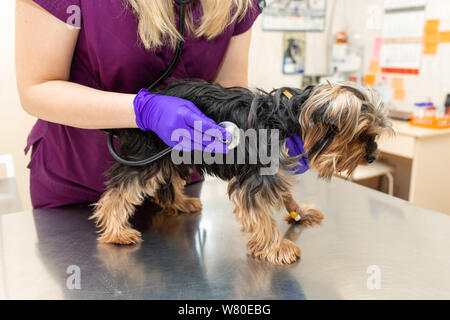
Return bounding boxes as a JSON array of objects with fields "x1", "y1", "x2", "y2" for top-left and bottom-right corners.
[{"x1": 27, "y1": 0, "x2": 261, "y2": 208}]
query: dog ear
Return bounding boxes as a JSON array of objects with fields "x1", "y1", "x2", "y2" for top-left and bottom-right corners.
[
  {"x1": 299, "y1": 81, "x2": 390, "y2": 173},
  {"x1": 299, "y1": 83, "x2": 363, "y2": 158}
]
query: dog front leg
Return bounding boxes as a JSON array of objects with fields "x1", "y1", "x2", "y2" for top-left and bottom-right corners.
[
  {"x1": 283, "y1": 193, "x2": 324, "y2": 226},
  {"x1": 91, "y1": 177, "x2": 145, "y2": 245},
  {"x1": 229, "y1": 186, "x2": 301, "y2": 265}
]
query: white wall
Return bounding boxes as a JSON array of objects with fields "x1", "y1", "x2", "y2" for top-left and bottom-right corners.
[
  {"x1": 249, "y1": 0, "x2": 337, "y2": 90},
  {"x1": 0, "y1": 0, "x2": 35, "y2": 210},
  {"x1": 338, "y1": 0, "x2": 450, "y2": 110},
  {"x1": 249, "y1": 0, "x2": 450, "y2": 109}
]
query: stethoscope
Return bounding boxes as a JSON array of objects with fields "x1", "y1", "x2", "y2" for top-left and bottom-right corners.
[{"x1": 107, "y1": 0, "x2": 239, "y2": 167}]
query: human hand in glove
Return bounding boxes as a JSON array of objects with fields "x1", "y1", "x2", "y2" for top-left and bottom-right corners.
[{"x1": 134, "y1": 88, "x2": 230, "y2": 153}]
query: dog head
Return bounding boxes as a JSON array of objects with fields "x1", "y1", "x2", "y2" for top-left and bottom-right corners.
[{"x1": 297, "y1": 81, "x2": 392, "y2": 180}]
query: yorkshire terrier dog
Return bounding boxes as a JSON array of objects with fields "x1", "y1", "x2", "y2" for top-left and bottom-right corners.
[{"x1": 91, "y1": 81, "x2": 390, "y2": 265}]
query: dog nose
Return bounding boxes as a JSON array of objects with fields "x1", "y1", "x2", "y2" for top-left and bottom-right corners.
[{"x1": 366, "y1": 154, "x2": 376, "y2": 163}]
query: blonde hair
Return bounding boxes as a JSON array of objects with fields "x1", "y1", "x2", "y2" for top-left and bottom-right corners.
[{"x1": 127, "y1": 0, "x2": 253, "y2": 50}]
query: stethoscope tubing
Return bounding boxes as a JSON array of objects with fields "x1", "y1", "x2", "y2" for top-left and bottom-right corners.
[{"x1": 107, "y1": 1, "x2": 190, "y2": 166}]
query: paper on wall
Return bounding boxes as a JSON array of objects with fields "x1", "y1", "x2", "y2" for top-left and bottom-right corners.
[
  {"x1": 382, "y1": 10, "x2": 425, "y2": 39},
  {"x1": 381, "y1": 43, "x2": 422, "y2": 70},
  {"x1": 372, "y1": 37, "x2": 383, "y2": 60}
]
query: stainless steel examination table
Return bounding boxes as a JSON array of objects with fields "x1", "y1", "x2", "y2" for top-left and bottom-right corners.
[{"x1": 1, "y1": 171, "x2": 449, "y2": 299}]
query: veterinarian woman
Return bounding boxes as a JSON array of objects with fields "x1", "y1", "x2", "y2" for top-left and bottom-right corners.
[{"x1": 15, "y1": 0, "x2": 262, "y2": 208}]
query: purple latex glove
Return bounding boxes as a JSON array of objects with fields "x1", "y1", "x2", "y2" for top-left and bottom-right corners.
[
  {"x1": 134, "y1": 88, "x2": 230, "y2": 153},
  {"x1": 285, "y1": 134, "x2": 310, "y2": 175}
]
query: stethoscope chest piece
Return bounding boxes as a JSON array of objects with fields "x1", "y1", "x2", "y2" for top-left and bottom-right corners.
[{"x1": 218, "y1": 121, "x2": 241, "y2": 150}]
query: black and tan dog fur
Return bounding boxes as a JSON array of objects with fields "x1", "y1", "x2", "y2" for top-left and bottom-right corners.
[{"x1": 91, "y1": 80, "x2": 390, "y2": 265}]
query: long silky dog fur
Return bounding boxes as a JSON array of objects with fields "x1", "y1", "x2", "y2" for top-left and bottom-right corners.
[{"x1": 91, "y1": 80, "x2": 391, "y2": 265}]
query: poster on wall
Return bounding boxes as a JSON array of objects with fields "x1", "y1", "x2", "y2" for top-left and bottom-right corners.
[
  {"x1": 262, "y1": 0, "x2": 326, "y2": 32},
  {"x1": 380, "y1": 43, "x2": 422, "y2": 74},
  {"x1": 380, "y1": 0, "x2": 426, "y2": 74},
  {"x1": 282, "y1": 33, "x2": 306, "y2": 74}
]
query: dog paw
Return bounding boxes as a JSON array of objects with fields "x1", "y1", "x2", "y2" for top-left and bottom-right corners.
[
  {"x1": 264, "y1": 239, "x2": 301, "y2": 265},
  {"x1": 160, "y1": 198, "x2": 202, "y2": 216},
  {"x1": 299, "y1": 204, "x2": 324, "y2": 226},
  {"x1": 176, "y1": 197, "x2": 203, "y2": 213},
  {"x1": 285, "y1": 204, "x2": 324, "y2": 226},
  {"x1": 98, "y1": 228, "x2": 142, "y2": 245},
  {"x1": 160, "y1": 206, "x2": 179, "y2": 216}
]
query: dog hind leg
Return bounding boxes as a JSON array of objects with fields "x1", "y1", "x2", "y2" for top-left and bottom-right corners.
[
  {"x1": 91, "y1": 174, "x2": 146, "y2": 245},
  {"x1": 153, "y1": 173, "x2": 202, "y2": 216}
]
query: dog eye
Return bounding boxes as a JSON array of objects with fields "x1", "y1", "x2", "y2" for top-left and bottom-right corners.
[{"x1": 359, "y1": 133, "x2": 377, "y2": 142}]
